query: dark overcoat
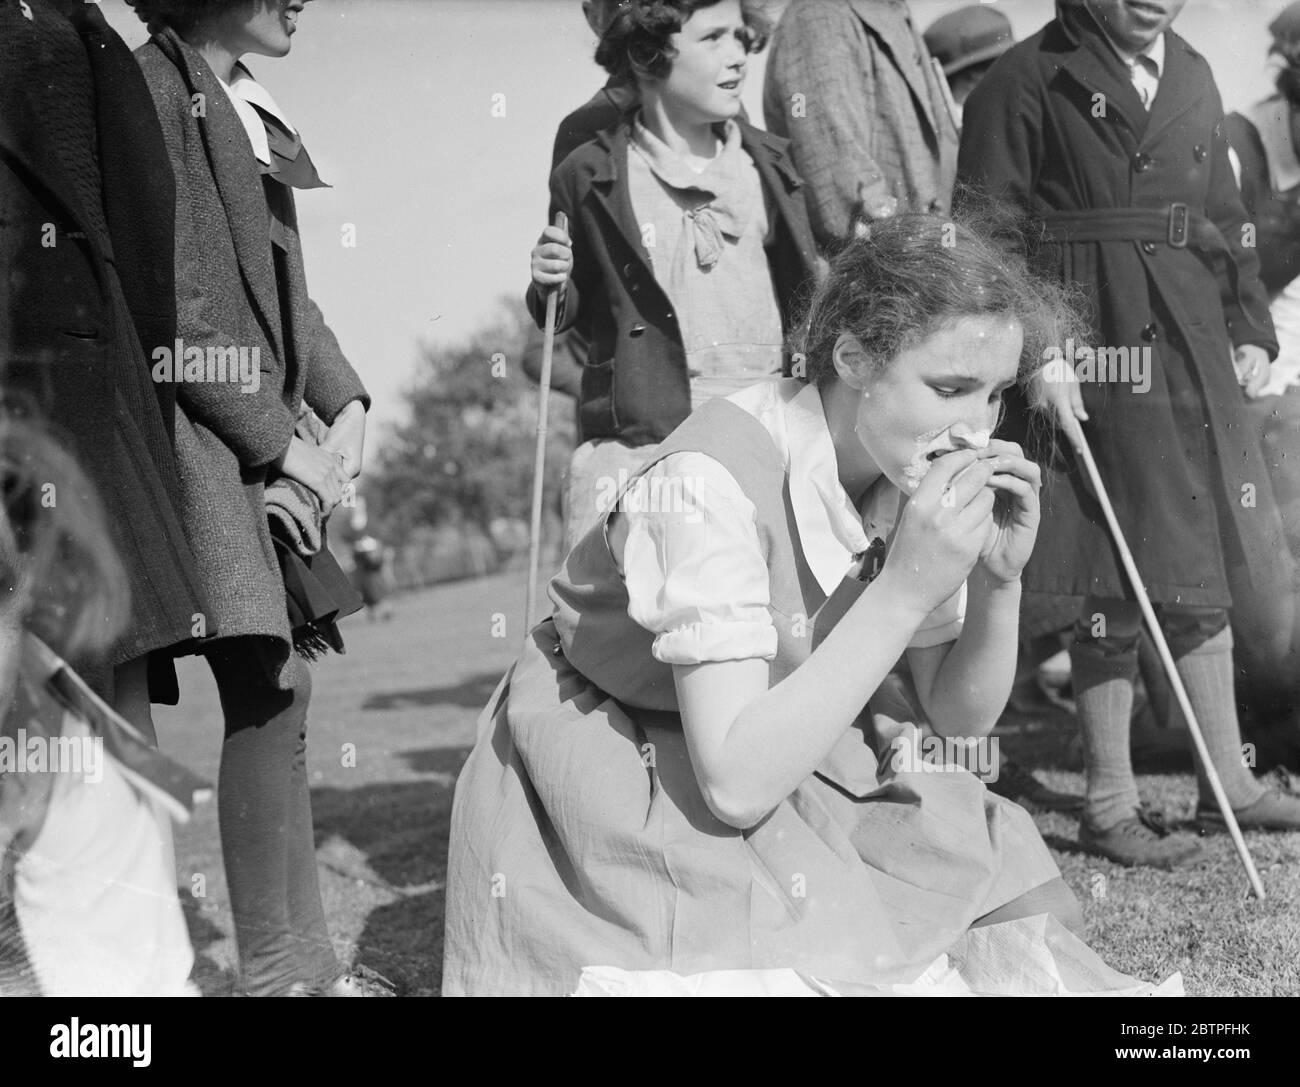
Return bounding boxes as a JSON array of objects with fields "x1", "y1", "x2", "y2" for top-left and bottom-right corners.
[
  {"x1": 0, "y1": 0, "x2": 207, "y2": 690},
  {"x1": 959, "y1": 2, "x2": 1288, "y2": 610},
  {"x1": 136, "y1": 29, "x2": 368, "y2": 687},
  {"x1": 525, "y1": 119, "x2": 821, "y2": 447}
]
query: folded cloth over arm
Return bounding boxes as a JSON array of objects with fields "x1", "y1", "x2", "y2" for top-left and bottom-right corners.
[{"x1": 264, "y1": 409, "x2": 363, "y2": 659}]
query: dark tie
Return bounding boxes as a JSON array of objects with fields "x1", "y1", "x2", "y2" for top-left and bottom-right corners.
[{"x1": 247, "y1": 101, "x2": 328, "y2": 190}]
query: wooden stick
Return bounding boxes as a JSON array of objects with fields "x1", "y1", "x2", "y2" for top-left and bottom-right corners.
[
  {"x1": 1061, "y1": 415, "x2": 1266, "y2": 899},
  {"x1": 524, "y1": 211, "x2": 568, "y2": 643}
]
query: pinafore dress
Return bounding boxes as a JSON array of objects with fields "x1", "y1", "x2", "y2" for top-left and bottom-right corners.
[{"x1": 441, "y1": 398, "x2": 1060, "y2": 996}]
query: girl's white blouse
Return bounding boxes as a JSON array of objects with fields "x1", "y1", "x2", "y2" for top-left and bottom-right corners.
[
  {"x1": 619, "y1": 379, "x2": 966, "y2": 666},
  {"x1": 216, "y1": 63, "x2": 299, "y2": 168}
]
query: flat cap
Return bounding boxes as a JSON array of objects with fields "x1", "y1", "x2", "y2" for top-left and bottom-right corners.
[{"x1": 924, "y1": 5, "x2": 1014, "y2": 77}]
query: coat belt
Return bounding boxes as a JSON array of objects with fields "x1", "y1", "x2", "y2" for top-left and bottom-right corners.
[
  {"x1": 1038, "y1": 204, "x2": 1222, "y2": 251},
  {"x1": 1039, "y1": 205, "x2": 1251, "y2": 323}
]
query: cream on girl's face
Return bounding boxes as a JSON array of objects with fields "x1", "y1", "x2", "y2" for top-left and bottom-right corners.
[{"x1": 838, "y1": 315, "x2": 1023, "y2": 495}]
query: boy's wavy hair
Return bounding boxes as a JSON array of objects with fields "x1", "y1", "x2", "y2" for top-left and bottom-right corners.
[
  {"x1": 595, "y1": 0, "x2": 771, "y2": 85},
  {"x1": 124, "y1": 0, "x2": 241, "y2": 36},
  {"x1": 0, "y1": 414, "x2": 129, "y2": 664},
  {"x1": 794, "y1": 189, "x2": 1089, "y2": 394}
]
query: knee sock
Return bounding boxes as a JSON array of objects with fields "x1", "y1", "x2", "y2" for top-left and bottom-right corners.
[
  {"x1": 1071, "y1": 636, "x2": 1142, "y2": 831},
  {"x1": 1173, "y1": 628, "x2": 1266, "y2": 811}
]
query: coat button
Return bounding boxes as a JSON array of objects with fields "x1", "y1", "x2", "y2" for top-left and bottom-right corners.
[
  {"x1": 1142, "y1": 241, "x2": 1158, "y2": 255},
  {"x1": 1132, "y1": 152, "x2": 1153, "y2": 172},
  {"x1": 622, "y1": 262, "x2": 636, "y2": 277},
  {"x1": 1140, "y1": 323, "x2": 1159, "y2": 342},
  {"x1": 629, "y1": 324, "x2": 646, "y2": 337},
  {"x1": 1193, "y1": 143, "x2": 1208, "y2": 162}
]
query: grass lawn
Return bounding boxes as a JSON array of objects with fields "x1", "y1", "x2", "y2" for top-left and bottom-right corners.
[{"x1": 156, "y1": 571, "x2": 1300, "y2": 996}]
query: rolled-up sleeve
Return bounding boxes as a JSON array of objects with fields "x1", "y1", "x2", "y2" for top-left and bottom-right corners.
[{"x1": 621, "y1": 452, "x2": 777, "y2": 665}]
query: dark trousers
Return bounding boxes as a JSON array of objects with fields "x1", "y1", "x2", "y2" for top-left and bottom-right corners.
[{"x1": 208, "y1": 640, "x2": 341, "y2": 996}]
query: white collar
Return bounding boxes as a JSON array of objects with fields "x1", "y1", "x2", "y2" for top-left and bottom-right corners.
[
  {"x1": 217, "y1": 63, "x2": 297, "y2": 167},
  {"x1": 1138, "y1": 31, "x2": 1165, "y2": 76},
  {"x1": 726, "y1": 379, "x2": 900, "y2": 597}
]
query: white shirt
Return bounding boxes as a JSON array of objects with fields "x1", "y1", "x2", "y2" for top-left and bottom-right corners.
[
  {"x1": 619, "y1": 378, "x2": 966, "y2": 665},
  {"x1": 13, "y1": 715, "x2": 197, "y2": 996},
  {"x1": 216, "y1": 64, "x2": 298, "y2": 167},
  {"x1": 1095, "y1": 22, "x2": 1165, "y2": 110}
]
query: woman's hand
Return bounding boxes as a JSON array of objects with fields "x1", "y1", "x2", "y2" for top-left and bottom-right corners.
[
  {"x1": 530, "y1": 224, "x2": 573, "y2": 292},
  {"x1": 977, "y1": 439, "x2": 1042, "y2": 584},
  {"x1": 320, "y1": 400, "x2": 366, "y2": 481},
  {"x1": 881, "y1": 448, "x2": 997, "y2": 615},
  {"x1": 1233, "y1": 344, "x2": 1271, "y2": 399},
  {"x1": 274, "y1": 436, "x2": 348, "y2": 513}
]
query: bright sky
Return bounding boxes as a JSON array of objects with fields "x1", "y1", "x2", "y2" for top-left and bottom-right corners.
[{"x1": 101, "y1": 0, "x2": 1280, "y2": 445}]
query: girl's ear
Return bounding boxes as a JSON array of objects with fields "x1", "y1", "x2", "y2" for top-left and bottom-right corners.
[{"x1": 831, "y1": 332, "x2": 871, "y2": 391}]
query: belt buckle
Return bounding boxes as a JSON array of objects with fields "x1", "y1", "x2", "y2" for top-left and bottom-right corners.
[{"x1": 1167, "y1": 202, "x2": 1189, "y2": 248}]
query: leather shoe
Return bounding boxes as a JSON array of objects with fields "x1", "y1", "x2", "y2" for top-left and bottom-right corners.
[
  {"x1": 1078, "y1": 805, "x2": 1204, "y2": 868},
  {"x1": 986, "y1": 755, "x2": 1084, "y2": 813},
  {"x1": 1196, "y1": 782, "x2": 1300, "y2": 834}
]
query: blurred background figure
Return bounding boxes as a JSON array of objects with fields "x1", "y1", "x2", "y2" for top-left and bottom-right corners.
[
  {"x1": 923, "y1": 3, "x2": 1014, "y2": 120},
  {"x1": 349, "y1": 497, "x2": 395, "y2": 622},
  {"x1": 1224, "y1": 0, "x2": 1300, "y2": 768},
  {"x1": 763, "y1": 0, "x2": 959, "y2": 248},
  {"x1": 351, "y1": 535, "x2": 393, "y2": 621},
  {"x1": 0, "y1": 414, "x2": 197, "y2": 997}
]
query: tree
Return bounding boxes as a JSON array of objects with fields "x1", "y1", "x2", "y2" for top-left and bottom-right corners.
[{"x1": 366, "y1": 299, "x2": 575, "y2": 555}]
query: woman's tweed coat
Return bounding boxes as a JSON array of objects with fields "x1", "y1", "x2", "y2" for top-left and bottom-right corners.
[{"x1": 136, "y1": 29, "x2": 369, "y2": 687}]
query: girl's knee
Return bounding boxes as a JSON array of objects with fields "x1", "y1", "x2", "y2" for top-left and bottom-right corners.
[
  {"x1": 1076, "y1": 597, "x2": 1143, "y2": 655},
  {"x1": 1161, "y1": 606, "x2": 1229, "y2": 658}
]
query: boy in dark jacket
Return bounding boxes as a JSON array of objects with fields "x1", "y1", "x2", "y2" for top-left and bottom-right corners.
[
  {"x1": 528, "y1": 0, "x2": 819, "y2": 546},
  {"x1": 961, "y1": 0, "x2": 1300, "y2": 867}
]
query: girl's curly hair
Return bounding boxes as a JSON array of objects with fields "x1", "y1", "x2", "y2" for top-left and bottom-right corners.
[
  {"x1": 124, "y1": 0, "x2": 242, "y2": 36},
  {"x1": 0, "y1": 415, "x2": 129, "y2": 663},
  {"x1": 794, "y1": 189, "x2": 1089, "y2": 392},
  {"x1": 595, "y1": 0, "x2": 771, "y2": 85}
]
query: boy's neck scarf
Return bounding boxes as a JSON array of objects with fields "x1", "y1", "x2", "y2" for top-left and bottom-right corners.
[{"x1": 630, "y1": 115, "x2": 753, "y2": 270}]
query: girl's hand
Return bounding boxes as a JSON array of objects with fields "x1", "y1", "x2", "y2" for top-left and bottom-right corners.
[
  {"x1": 977, "y1": 439, "x2": 1042, "y2": 584},
  {"x1": 1028, "y1": 360, "x2": 1088, "y2": 421},
  {"x1": 321, "y1": 400, "x2": 366, "y2": 481},
  {"x1": 274, "y1": 436, "x2": 348, "y2": 513},
  {"x1": 881, "y1": 448, "x2": 998, "y2": 615},
  {"x1": 530, "y1": 224, "x2": 572, "y2": 291},
  {"x1": 1233, "y1": 344, "x2": 1271, "y2": 399}
]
